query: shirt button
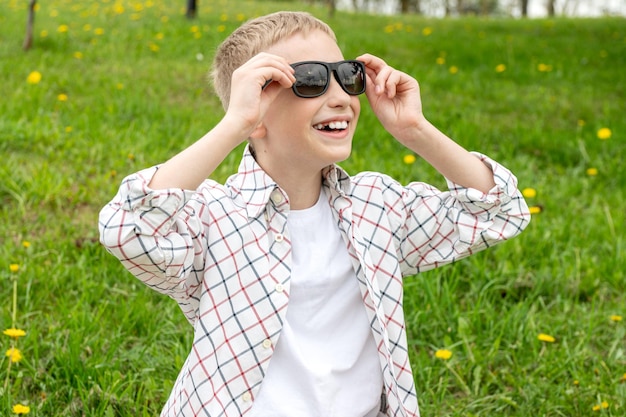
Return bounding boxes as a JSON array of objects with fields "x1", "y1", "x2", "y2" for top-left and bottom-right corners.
[
  {"x1": 275, "y1": 283, "x2": 284, "y2": 293},
  {"x1": 271, "y1": 192, "x2": 284, "y2": 204},
  {"x1": 262, "y1": 339, "x2": 272, "y2": 349},
  {"x1": 274, "y1": 233, "x2": 284, "y2": 242},
  {"x1": 242, "y1": 392, "x2": 252, "y2": 402}
]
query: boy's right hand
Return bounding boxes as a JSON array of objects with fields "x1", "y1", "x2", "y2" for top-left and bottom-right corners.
[{"x1": 224, "y1": 53, "x2": 296, "y2": 141}]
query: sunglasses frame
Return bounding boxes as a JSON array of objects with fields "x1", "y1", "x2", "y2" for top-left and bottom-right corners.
[{"x1": 289, "y1": 60, "x2": 366, "y2": 98}]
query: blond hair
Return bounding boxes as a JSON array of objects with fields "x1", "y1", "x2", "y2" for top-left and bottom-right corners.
[{"x1": 211, "y1": 11, "x2": 336, "y2": 110}]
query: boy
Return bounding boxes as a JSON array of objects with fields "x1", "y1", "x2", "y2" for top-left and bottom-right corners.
[{"x1": 99, "y1": 11, "x2": 530, "y2": 417}]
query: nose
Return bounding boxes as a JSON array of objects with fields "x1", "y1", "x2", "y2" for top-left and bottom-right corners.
[{"x1": 325, "y1": 75, "x2": 352, "y2": 107}]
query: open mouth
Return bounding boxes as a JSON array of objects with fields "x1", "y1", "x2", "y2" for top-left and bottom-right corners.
[{"x1": 313, "y1": 120, "x2": 349, "y2": 132}]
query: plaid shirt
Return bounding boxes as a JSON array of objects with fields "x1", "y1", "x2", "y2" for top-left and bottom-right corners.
[{"x1": 99, "y1": 146, "x2": 530, "y2": 417}]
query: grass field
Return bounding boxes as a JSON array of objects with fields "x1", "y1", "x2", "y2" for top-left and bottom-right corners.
[{"x1": 1, "y1": 0, "x2": 624, "y2": 415}]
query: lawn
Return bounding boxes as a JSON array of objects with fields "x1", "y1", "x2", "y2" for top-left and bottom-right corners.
[{"x1": 0, "y1": 0, "x2": 624, "y2": 415}]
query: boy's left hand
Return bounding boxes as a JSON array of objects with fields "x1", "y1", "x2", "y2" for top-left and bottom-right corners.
[{"x1": 357, "y1": 54, "x2": 426, "y2": 144}]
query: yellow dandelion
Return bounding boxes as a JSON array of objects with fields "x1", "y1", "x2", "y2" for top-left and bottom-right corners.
[
  {"x1": 597, "y1": 128, "x2": 611, "y2": 140},
  {"x1": 22, "y1": 241, "x2": 31, "y2": 248},
  {"x1": 522, "y1": 188, "x2": 537, "y2": 198},
  {"x1": 236, "y1": 13, "x2": 246, "y2": 22},
  {"x1": 94, "y1": 28, "x2": 105, "y2": 35},
  {"x1": 529, "y1": 206, "x2": 542, "y2": 215},
  {"x1": 40, "y1": 30, "x2": 48, "y2": 37},
  {"x1": 422, "y1": 27, "x2": 432, "y2": 36},
  {"x1": 217, "y1": 25, "x2": 226, "y2": 33},
  {"x1": 160, "y1": 15, "x2": 169, "y2": 23},
  {"x1": 538, "y1": 333, "x2": 555, "y2": 343},
  {"x1": 573, "y1": 380, "x2": 579, "y2": 386},
  {"x1": 6, "y1": 347, "x2": 23, "y2": 363},
  {"x1": 435, "y1": 349, "x2": 452, "y2": 360},
  {"x1": 436, "y1": 57, "x2": 445, "y2": 65},
  {"x1": 113, "y1": 4, "x2": 125, "y2": 14},
  {"x1": 10, "y1": 264, "x2": 20, "y2": 273},
  {"x1": 593, "y1": 401, "x2": 609, "y2": 411},
  {"x1": 449, "y1": 66, "x2": 459, "y2": 74},
  {"x1": 495, "y1": 64, "x2": 506, "y2": 73},
  {"x1": 65, "y1": 126, "x2": 73, "y2": 133},
  {"x1": 610, "y1": 315, "x2": 622, "y2": 322},
  {"x1": 537, "y1": 63, "x2": 553, "y2": 72},
  {"x1": 57, "y1": 93, "x2": 68, "y2": 102},
  {"x1": 403, "y1": 154, "x2": 416, "y2": 164},
  {"x1": 384, "y1": 25, "x2": 394, "y2": 33},
  {"x1": 577, "y1": 119, "x2": 586, "y2": 127},
  {"x1": 57, "y1": 24, "x2": 69, "y2": 33},
  {"x1": 220, "y1": 13, "x2": 228, "y2": 21},
  {"x1": 586, "y1": 168, "x2": 598, "y2": 176},
  {"x1": 116, "y1": 83, "x2": 124, "y2": 90},
  {"x1": 128, "y1": 153, "x2": 135, "y2": 161},
  {"x1": 83, "y1": 23, "x2": 92, "y2": 31},
  {"x1": 4, "y1": 328, "x2": 26, "y2": 339},
  {"x1": 73, "y1": 51, "x2": 83, "y2": 59},
  {"x1": 155, "y1": 32, "x2": 164, "y2": 40},
  {"x1": 26, "y1": 71, "x2": 42, "y2": 85},
  {"x1": 620, "y1": 373, "x2": 626, "y2": 382},
  {"x1": 12, "y1": 404, "x2": 30, "y2": 415}
]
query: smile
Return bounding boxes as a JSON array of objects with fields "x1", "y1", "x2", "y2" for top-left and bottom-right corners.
[{"x1": 313, "y1": 121, "x2": 349, "y2": 131}]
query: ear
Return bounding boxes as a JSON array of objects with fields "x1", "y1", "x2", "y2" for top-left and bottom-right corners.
[{"x1": 249, "y1": 122, "x2": 267, "y2": 140}]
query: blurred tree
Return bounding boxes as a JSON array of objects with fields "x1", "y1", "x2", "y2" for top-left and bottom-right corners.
[
  {"x1": 520, "y1": 0, "x2": 529, "y2": 17},
  {"x1": 547, "y1": 0, "x2": 556, "y2": 16},
  {"x1": 328, "y1": 0, "x2": 336, "y2": 17},
  {"x1": 23, "y1": 0, "x2": 37, "y2": 50},
  {"x1": 400, "y1": 0, "x2": 422, "y2": 14},
  {"x1": 186, "y1": 0, "x2": 197, "y2": 19}
]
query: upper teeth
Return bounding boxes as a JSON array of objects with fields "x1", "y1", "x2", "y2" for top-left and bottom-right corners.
[{"x1": 315, "y1": 121, "x2": 348, "y2": 130}]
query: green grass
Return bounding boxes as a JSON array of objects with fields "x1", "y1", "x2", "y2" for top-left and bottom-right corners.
[{"x1": 1, "y1": 0, "x2": 624, "y2": 415}]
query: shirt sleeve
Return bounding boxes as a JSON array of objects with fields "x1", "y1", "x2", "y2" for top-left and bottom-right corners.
[
  {"x1": 98, "y1": 166, "x2": 205, "y2": 324},
  {"x1": 394, "y1": 152, "x2": 531, "y2": 275}
]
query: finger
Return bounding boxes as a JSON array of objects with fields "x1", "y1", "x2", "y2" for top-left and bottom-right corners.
[
  {"x1": 242, "y1": 53, "x2": 295, "y2": 89},
  {"x1": 356, "y1": 53, "x2": 386, "y2": 71},
  {"x1": 374, "y1": 66, "x2": 395, "y2": 96},
  {"x1": 384, "y1": 70, "x2": 404, "y2": 98}
]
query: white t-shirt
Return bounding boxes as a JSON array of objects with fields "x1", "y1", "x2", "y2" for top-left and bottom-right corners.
[{"x1": 248, "y1": 189, "x2": 383, "y2": 417}]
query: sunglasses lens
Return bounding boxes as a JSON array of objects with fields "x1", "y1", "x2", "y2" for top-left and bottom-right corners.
[
  {"x1": 337, "y1": 62, "x2": 365, "y2": 95},
  {"x1": 293, "y1": 63, "x2": 329, "y2": 97}
]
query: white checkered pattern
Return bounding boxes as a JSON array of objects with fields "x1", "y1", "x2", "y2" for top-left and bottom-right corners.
[{"x1": 99, "y1": 146, "x2": 530, "y2": 416}]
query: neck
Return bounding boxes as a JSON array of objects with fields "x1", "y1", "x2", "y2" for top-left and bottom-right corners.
[{"x1": 277, "y1": 171, "x2": 323, "y2": 210}]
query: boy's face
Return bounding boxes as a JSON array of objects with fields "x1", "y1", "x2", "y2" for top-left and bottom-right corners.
[{"x1": 254, "y1": 30, "x2": 361, "y2": 177}]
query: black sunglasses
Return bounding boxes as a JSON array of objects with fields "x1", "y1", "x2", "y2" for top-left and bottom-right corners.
[{"x1": 290, "y1": 60, "x2": 366, "y2": 98}]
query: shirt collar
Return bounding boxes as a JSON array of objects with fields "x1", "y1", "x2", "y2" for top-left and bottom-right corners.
[{"x1": 229, "y1": 145, "x2": 352, "y2": 219}]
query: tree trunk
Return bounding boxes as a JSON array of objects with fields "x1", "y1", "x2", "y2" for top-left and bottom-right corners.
[
  {"x1": 186, "y1": 0, "x2": 197, "y2": 19},
  {"x1": 456, "y1": 0, "x2": 464, "y2": 14},
  {"x1": 23, "y1": 0, "x2": 37, "y2": 51},
  {"x1": 400, "y1": 0, "x2": 409, "y2": 13},
  {"x1": 519, "y1": 0, "x2": 529, "y2": 17},
  {"x1": 328, "y1": 0, "x2": 336, "y2": 17},
  {"x1": 546, "y1": 0, "x2": 556, "y2": 16}
]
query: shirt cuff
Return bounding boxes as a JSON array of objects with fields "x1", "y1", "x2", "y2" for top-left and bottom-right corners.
[
  {"x1": 445, "y1": 152, "x2": 520, "y2": 216},
  {"x1": 119, "y1": 166, "x2": 196, "y2": 236}
]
